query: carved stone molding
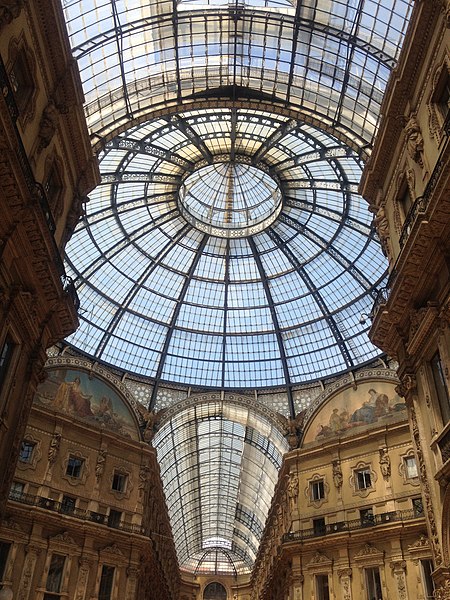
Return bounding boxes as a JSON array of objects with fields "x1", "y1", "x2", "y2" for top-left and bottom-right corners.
[
  {"x1": 353, "y1": 543, "x2": 384, "y2": 566},
  {"x1": 406, "y1": 304, "x2": 439, "y2": 355},
  {"x1": 435, "y1": 580, "x2": 450, "y2": 600},
  {"x1": 410, "y1": 402, "x2": 443, "y2": 565},
  {"x1": 395, "y1": 373, "x2": 417, "y2": 399},
  {"x1": 306, "y1": 551, "x2": 332, "y2": 572},
  {"x1": 338, "y1": 568, "x2": 352, "y2": 578},
  {"x1": 49, "y1": 531, "x2": 78, "y2": 547},
  {"x1": 0, "y1": 1, "x2": 26, "y2": 32}
]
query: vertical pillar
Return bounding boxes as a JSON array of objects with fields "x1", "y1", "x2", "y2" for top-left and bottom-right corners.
[
  {"x1": 75, "y1": 557, "x2": 93, "y2": 600},
  {"x1": 396, "y1": 373, "x2": 443, "y2": 566},
  {"x1": 17, "y1": 545, "x2": 41, "y2": 600},
  {"x1": 337, "y1": 568, "x2": 352, "y2": 600},
  {"x1": 390, "y1": 561, "x2": 408, "y2": 600},
  {"x1": 125, "y1": 567, "x2": 139, "y2": 600}
]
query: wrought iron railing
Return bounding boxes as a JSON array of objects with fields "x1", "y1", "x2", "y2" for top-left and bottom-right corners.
[
  {"x1": 282, "y1": 508, "x2": 424, "y2": 543},
  {"x1": 8, "y1": 491, "x2": 144, "y2": 534}
]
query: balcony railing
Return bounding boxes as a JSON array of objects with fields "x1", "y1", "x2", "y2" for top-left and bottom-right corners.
[
  {"x1": 282, "y1": 508, "x2": 424, "y2": 543},
  {"x1": 0, "y1": 54, "x2": 80, "y2": 312},
  {"x1": 8, "y1": 491, "x2": 144, "y2": 534}
]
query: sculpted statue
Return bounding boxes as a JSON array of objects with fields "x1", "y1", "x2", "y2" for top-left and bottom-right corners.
[
  {"x1": 279, "y1": 410, "x2": 306, "y2": 450},
  {"x1": 379, "y1": 447, "x2": 391, "y2": 478},
  {"x1": 404, "y1": 115, "x2": 424, "y2": 167},
  {"x1": 332, "y1": 460, "x2": 343, "y2": 489},
  {"x1": 288, "y1": 472, "x2": 299, "y2": 512},
  {"x1": 95, "y1": 449, "x2": 107, "y2": 480},
  {"x1": 48, "y1": 432, "x2": 61, "y2": 465}
]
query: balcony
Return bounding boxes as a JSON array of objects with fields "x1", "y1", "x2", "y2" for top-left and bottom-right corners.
[
  {"x1": 8, "y1": 491, "x2": 144, "y2": 534},
  {"x1": 282, "y1": 508, "x2": 424, "y2": 543}
]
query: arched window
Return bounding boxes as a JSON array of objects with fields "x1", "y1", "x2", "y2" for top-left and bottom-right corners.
[{"x1": 203, "y1": 582, "x2": 227, "y2": 600}]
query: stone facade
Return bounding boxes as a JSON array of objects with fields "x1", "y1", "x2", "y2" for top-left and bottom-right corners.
[{"x1": 360, "y1": 0, "x2": 450, "y2": 595}]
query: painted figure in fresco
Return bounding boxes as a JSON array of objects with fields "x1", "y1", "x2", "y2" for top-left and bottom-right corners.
[
  {"x1": 53, "y1": 377, "x2": 93, "y2": 418},
  {"x1": 315, "y1": 388, "x2": 406, "y2": 441}
]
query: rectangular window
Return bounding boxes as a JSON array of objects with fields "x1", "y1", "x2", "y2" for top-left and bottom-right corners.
[
  {"x1": 0, "y1": 335, "x2": 15, "y2": 394},
  {"x1": 66, "y1": 456, "x2": 83, "y2": 479},
  {"x1": 60, "y1": 495, "x2": 76, "y2": 514},
  {"x1": 315, "y1": 574, "x2": 330, "y2": 600},
  {"x1": 310, "y1": 480, "x2": 325, "y2": 501},
  {"x1": 404, "y1": 456, "x2": 418, "y2": 479},
  {"x1": 112, "y1": 471, "x2": 127, "y2": 493},
  {"x1": 420, "y1": 559, "x2": 435, "y2": 599},
  {"x1": 9, "y1": 481, "x2": 24, "y2": 500},
  {"x1": 98, "y1": 565, "x2": 115, "y2": 600},
  {"x1": 412, "y1": 497, "x2": 424, "y2": 517},
  {"x1": 9, "y1": 49, "x2": 33, "y2": 113},
  {"x1": 313, "y1": 517, "x2": 326, "y2": 536},
  {"x1": 360, "y1": 507, "x2": 375, "y2": 527},
  {"x1": 0, "y1": 541, "x2": 11, "y2": 581},
  {"x1": 365, "y1": 567, "x2": 383, "y2": 600},
  {"x1": 107, "y1": 509, "x2": 122, "y2": 528},
  {"x1": 46, "y1": 553, "x2": 65, "y2": 593},
  {"x1": 431, "y1": 352, "x2": 450, "y2": 423},
  {"x1": 356, "y1": 469, "x2": 372, "y2": 490},
  {"x1": 19, "y1": 440, "x2": 35, "y2": 463}
]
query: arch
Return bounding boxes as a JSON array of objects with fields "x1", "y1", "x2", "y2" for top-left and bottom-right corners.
[
  {"x1": 35, "y1": 357, "x2": 142, "y2": 440},
  {"x1": 203, "y1": 581, "x2": 227, "y2": 600}
]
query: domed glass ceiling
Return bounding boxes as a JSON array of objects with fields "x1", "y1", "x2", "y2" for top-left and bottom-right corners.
[{"x1": 65, "y1": 107, "x2": 386, "y2": 390}]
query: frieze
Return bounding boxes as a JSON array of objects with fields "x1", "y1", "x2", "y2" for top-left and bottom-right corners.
[
  {"x1": 49, "y1": 531, "x2": 78, "y2": 546},
  {"x1": 354, "y1": 543, "x2": 384, "y2": 562}
]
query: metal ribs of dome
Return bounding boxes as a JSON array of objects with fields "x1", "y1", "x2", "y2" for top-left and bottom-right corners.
[{"x1": 65, "y1": 108, "x2": 387, "y2": 399}]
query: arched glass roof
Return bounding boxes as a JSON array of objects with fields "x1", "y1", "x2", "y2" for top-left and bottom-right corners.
[
  {"x1": 153, "y1": 399, "x2": 288, "y2": 575},
  {"x1": 62, "y1": 0, "x2": 413, "y2": 151}
]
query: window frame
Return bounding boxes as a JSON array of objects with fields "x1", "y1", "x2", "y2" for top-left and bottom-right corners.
[
  {"x1": 19, "y1": 440, "x2": 36, "y2": 464},
  {"x1": 65, "y1": 456, "x2": 84, "y2": 479},
  {"x1": 365, "y1": 566, "x2": 383, "y2": 600},
  {"x1": 315, "y1": 573, "x2": 330, "y2": 600},
  {"x1": 45, "y1": 553, "x2": 66, "y2": 594},
  {"x1": 355, "y1": 468, "x2": 372, "y2": 491},
  {"x1": 310, "y1": 479, "x2": 325, "y2": 502},
  {"x1": 430, "y1": 351, "x2": 450, "y2": 424},
  {"x1": 111, "y1": 471, "x2": 128, "y2": 493},
  {"x1": 0, "y1": 541, "x2": 11, "y2": 583},
  {"x1": 98, "y1": 564, "x2": 115, "y2": 600}
]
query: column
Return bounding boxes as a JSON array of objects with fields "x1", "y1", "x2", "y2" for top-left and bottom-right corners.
[
  {"x1": 75, "y1": 557, "x2": 93, "y2": 600},
  {"x1": 390, "y1": 561, "x2": 408, "y2": 600},
  {"x1": 337, "y1": 569, "x2": 352, "y2": 600},
  {"x1": 17, "y1": 545, "x2": 41, "y2": 600}
]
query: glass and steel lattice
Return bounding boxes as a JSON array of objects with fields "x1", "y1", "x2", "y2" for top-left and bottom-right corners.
[
  {"x1": 60, "y1": 0, "x2": 414, "y2": 577},
  {"x1": 65, "y1": 108, "x2": 388, "y2": 390}
]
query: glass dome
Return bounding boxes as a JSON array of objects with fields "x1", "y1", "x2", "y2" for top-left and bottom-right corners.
[
  {"x1": 179, "y1": 162, "x2": 283, "y2": 237},
  {"x1": 65, "y1": 108, "x2": 387, "y2": 390}
]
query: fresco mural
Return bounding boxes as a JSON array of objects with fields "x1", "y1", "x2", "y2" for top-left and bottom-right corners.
[
  {"x1": 303, "y1": 382, "x2": 407, "y2": 444},
  {"x1": 34, "y1": 368, "x2": 139, "y2": 440}
]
